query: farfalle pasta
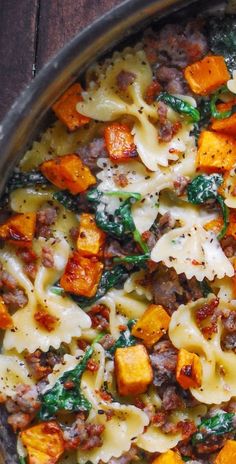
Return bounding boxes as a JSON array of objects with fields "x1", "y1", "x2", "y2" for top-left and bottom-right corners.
[{"x1": 1, "y1": 9, "x2": 236, "y2": 464}]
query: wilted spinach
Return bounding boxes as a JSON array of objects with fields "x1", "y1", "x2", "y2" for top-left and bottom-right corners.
[
  {"x1": 187, "y1": 174, "x2": 229, "y2": 239},
  {"x1": 209, "y1": 15, "x2": 236, "y2": 73},
  {"x1": 192, "y1": 412, "x2": 235, "y2": 445},
  {"x1": 6, "y1": 170, "x2": 48, "y2": 192},
  {"x1": 113, "y1": 252, "x2": 150, "y2": 266},
  {"x1": 39, "y1": 347, "x2": 93, "y2": 420},
  {"x1": 87, "y1": 188, "x2": 149, "y2": 253},
  {"x1": 156, "y1": 92, "x2": 200, "y2": 123},
  {"x1": 108, "y1": 319, "x2": 137, "y2": 356}
]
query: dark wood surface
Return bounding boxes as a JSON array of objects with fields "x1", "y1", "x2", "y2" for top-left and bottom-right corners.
[{"x1": 0, "y1": 0, "x2": 122, "y2": 122}]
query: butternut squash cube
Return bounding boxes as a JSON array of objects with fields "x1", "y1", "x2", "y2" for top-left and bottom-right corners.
[
  {"x1": 104, "y1": 123, "x2": 137, "y2": 163},
  {"x1": 60, "y1": 252, "x2": 103, "y2": 298},
  {"x1": 184, "y1": 55, "x2": 230, "y2": 96},
  {"x1": 20, "y1": 421, "x2": 64, "y2": 464},
  {"x1": 131, "y1": 304, "x2": 170, "y2": 347},
  {"x1": 77, "y1": 213, "x2": 106, "y2": 257},
  {"x1": 52, "y1": 83, "x2": 90, "y2": 131},
  {"x1": 115, "y1": 344, "x2": 153, "y2": 396},
  {"x1": 214, "y1": 439, "x2": 236, "y2": 464},
  {"x1": 0, "y1": 297, "x2": 13, "y2": 330},
  {"x1": 197, "y1": 131, "x2": 236, "y2": 172},
  {"x1": 204, "y1": 211, "x2": 236, "y2": 239},
  {"x1": 176, "y1": 348, "x2": 202, "y2": 389},
  {"x1": 0, "y1": 212, "x2": 36, "y2": 248},
  {"x1": 152, "y1": 450, "x2": 183, "y2": 464},
  {"x1": 40, "y1": 154, "x2": 96, "y2": 195}
]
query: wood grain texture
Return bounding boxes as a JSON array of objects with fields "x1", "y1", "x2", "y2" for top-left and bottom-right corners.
[
  {"x1": 0, "y1": 0, "x2": 122, "y2": 123},
  {"x1": 0, "y1": 0, "x2": 39, "y2": 121},
  {"x1": 36, "y1": 0, "x2": 123, "y2": 69}
]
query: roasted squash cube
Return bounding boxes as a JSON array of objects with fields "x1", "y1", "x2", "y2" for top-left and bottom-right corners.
[
  {"x1": 184, "y1": 56, "x2": 230, "y2": 96},
  {"x1": 40, "y1": 154, "x2": 96, "y2": 195},
  {"x1": 104, "y1": 123, "x2": 137, "y2": 163},
  {"x1": 115, "y1": 344, "x2": 153, "y2": 396},
  {"x1": 152, "y1": 450, "x2": 183, "y2": 464},
  {"x1": 197, "y1": 131, "x2": 236, "y2": 172},
  {"x1": 52, "y1": 83, "x2": 90, "y2": 131},
  {"x1": 77, "y1": 213, "x2": 106, "y2": 257},
  {"x1": 131, "y1": 304, "x2": 170, "y2": 346},
  {"x1": 60, "y1": 252, "x2": 103, "y2": 298},
  {"x1": 0, "y1": 212, "x2": 36, "y2": 248},
  {"x1": 176, "y1": 348, "x2": 202, "y2": 389},
  {"x1": 211, "y1": 99, "x2": 236, "y2": 136},
  {"x1": 0, "y1": 297, "x2": 13, "y2": 329},
  {"x1": 214, "y1": 439, "x2": 236, "y2": 464},
  {"x1": 204, "y1": 211, "x2": 236, "y2": 238},
  {"x1": 20, "y1": 421, "x2": 64, "y2": 464}
]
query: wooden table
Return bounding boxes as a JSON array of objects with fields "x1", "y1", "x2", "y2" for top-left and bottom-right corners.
[{"x1": 0, "y1": 0, "x2": 122, "y2": 122}]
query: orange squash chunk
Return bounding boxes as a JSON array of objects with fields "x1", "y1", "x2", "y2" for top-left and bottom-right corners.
[
  {"x1": 0, "y1": 297, "x2": 13, "y2": 329},
  {"x1": 176, "y1": 348, "x2": 202, "y2": 389},
  {"x1": 152, "y1": 450, "x2": 183, "y2": 464},
  {"x1": 20, "y1": 421, "x2": 64, "y2": 464},
  {"x1": 0, "y1": 212, "x2": 36, "y2": 248},
  {"x1": 214, "y1": 439, "x2": 236, "y2": 464},
  {"x1": 104, "y1": 123, "x2": 137, "y2": 163},
  {"x1": 60, "y1": 252, "x2": 103, "y2": 298},
  {"x1": 131, "y1": 304, "x2": 170, "y2": 347},
  {"x1": 115, "y1": 344, "x2": 153, "y2": 396},
  {"x1": 52, "y1": 83, "x2": 90, "y2": 131},
  {"x1": 197, "y1": 131, "x2": 236, "y2": 172},
  {"x1": 40, "y1": 154, "x2": 96, "y2": 195},
  {"x1": 204, "y1": 211, "x2": 236, "y2": 238},
  {"x1": 211, "y1": 99, "x2": 236, "y2": 136},
  {"x1": 77, "y1": 213, "x2": 106, "y2": 257},
  {"x1": 184, "y1": 56, "x2": 230, "y2": 95}
]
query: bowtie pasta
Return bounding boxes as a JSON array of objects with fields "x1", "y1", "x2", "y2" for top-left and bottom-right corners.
[{"x1": 1, "y1": 9, "x2": 236, "y2": 464}]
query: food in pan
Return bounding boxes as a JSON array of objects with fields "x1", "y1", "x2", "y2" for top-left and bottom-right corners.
[{"x1": 1, "y1": 9, "x2": 236, "y2": 464}]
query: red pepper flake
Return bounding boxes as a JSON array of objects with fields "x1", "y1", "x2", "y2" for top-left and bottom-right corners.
[
  {"x1": 96, "y1": 389, "x2": 112, "y2": 402},
  {"x1": 145, "y1": 81, "x2": 162, "y2": 104},
  {"x1": 64, "y1": 380, "x2": 75, "y2": 390},
  {"x1": 87, "y1": 359, "x2": 99, "y2": 372},
  {"x1": 118, "y1": 325, "x2": 127, "y2": 332},
  {"x1": 134, "y1": 397, "x2": 145, "y2": 409},
  {"x1": 34, "y1": 309, "x2": 58, "y2": 332},
  {"x1": 192, "y1": 259, "x2": 201, "y2": 265}
]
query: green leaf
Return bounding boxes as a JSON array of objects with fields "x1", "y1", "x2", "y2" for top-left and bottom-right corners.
[
  {"x1": 19, "y1": 457, "x2": 26, "y2": 464},
  {"x1": 6, "y1": 170, "x2": 48, "y2": 192},
  {"x1": 53, "y1": 190, "x2": 80, "y2": 212},
  {"x1": 113, "y1": 252, "x2": 150, "y2": 265},
  {"x1": 108, "y1": 321, "x2": 137, "y2": 356},
  {"x1": 50, "y1": 285, "x2": 65, "y2": 296},
  {"x1": 187, "y1": 173, "x2": 223, "y2": 204},
  {"x1": 157, "y1": 92, "x2": 200, "y2": 123},
  {"x1": 210, "y1": 86, "x2": 235, "y2": 120},
  {"x1": 87, "y1": 188, "x2": 148, "y2": 252},
  {"x1": 198, "y1": 279, "x2": 212, "y2": 298},
  {"x1": 39, "y1": 347, "x2": 93, "y2": 420},
  {"x1": 192, "y1": 412, "x2": 235, "y2": 445},
  {"x1": 209, "y1": 15, "x2": 236, "y2": 73},
  {"x1": 187, "y1": 173, "x2": 228, "y2": 239}
]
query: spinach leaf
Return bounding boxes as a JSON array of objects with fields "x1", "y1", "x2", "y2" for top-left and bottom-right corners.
[
  {"x1": 73, "y1": 265, "x2": 129, "y2": 308},
  {"x1": 39, "y1": 347, "x2": 93, "y2": 420},
  {"x1": 108, "y1": 319, "x2": 137, "y2": 356},
  {"x1": 191, "y1": 98, "x2": 211, "y2": 142},
  {"x1": 199, "y1": 279, "x2": 213, "y2": 298},
  {"x1": 53, "y1": 190, "x2": 81, "y2": 212},
  {"x1": 156, "y1": 92, "x2": 200, "y2": 123},
  {"x1": 113, "y1": 252, "x2": 150, "y2": 266},
  {"x1": 6, "y1": 170, "x2": 48, "y2": 192},
  {"x1": 210, "y1": 86, "x2": 235, "y2": 120},
  {"x1": 209, "y1": 15, "x2": 236, "y2": 73},
  {"x1": 192, "y1": 412, "x2": 235, "y2": 445},
  {"x1": 187, "y1": 174, "x2": 229, "y2": 239},
  {"x1": 50, "y1": 285, "x2": 65, "y2": 296},
  {"x1": 19, "y1": 457, "x2": 26, "y2": 464},
  {"x1": 87, "y1": 189, "x2": 149, "y2": 253}
]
